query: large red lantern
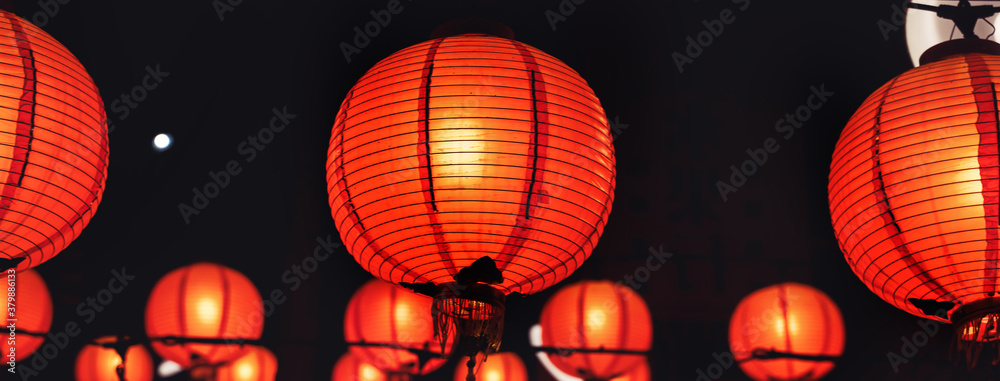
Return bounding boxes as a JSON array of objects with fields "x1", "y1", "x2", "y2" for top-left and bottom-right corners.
[
  {"x1": 539, "y1": 280, "x2": 651, "y2": 380},
  {"x1": 452, "y1": 352, "x2": 526, "y2": 381},
  {"x1": 215, "y1": 346, "x2": 278, "y2": 381},
  {"x1": 344, "y1": 279, "x2": 454, "y2": 378},
  {"x1": 332, "y1": 351, "x2": 391, "y2": 381},
  {"x1": 728, "y1": 283, "x2": 844, "y2": 381},
  {"x1": 0, "y1": 11, "x2": 108, "y2": 272},
  {"x1": 327, "y1": 27, "x2": 616, "y2": 365},
  {"x1": 144, "y1": 262, "x2": 264, "y2": 369},
  {"x1": 828, "y1": 38, "x2": 1000, "y2": 363},
  {"x1": 1, "y1": 269, "x2": 50, "y2": 361},
  {"x1": 74, "y1": 336, "x2": 154, "y2": 381}
]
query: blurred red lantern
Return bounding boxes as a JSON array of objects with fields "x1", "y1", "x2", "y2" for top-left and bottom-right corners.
[
  {"x1": 215, "y1": 346, "x2": 277, "y2": 381},
  {"x1": 728, "y1": 283, "x2": 844, "y2": 381},
  {"x1": 0, "y1": 11, "x2": 109, "y2": 272},
  {"x1": 829, "y1": 38, "x2": 1000, "y2": 364},
  {"x1": 453, "y1": 352, "x2": 526, "y2": 381},
  {"x1": 144, "y1": 262, "x2": 264, "y2": 368},
  {"x1": 345, "y1": 279, "x2": 453, "y2": 377},
  {"x1": 1, "y1": 269, "x2": 50, "y2": 361},
  {"x1": 74, "y1": 336, "x2": 153, "y2": 381},
  {"x1": 327, "y1": 27, "x2": 615, "y2": 363},
  {"x1": 332, "y1": 351, "x2": 393, "y2": 381},
  {"x1": 539, "y1": 280, "x2": 651, "y2": 380}
]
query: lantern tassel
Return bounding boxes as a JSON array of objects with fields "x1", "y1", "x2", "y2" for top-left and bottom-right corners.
[
  {"x1": 951, "y1": 307, "x2": 1000, "y2": 369},
  {"x1": 432, "y1": 281, "x2": 506, "y2": 361}
]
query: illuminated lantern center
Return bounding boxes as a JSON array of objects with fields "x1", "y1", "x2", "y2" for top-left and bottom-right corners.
[
  {"x1": 74, "y1": 336, "x2": 154, "y2": 381},
  {"x1": 215, "y1": 346, "x2": 278, "y2": 381}
]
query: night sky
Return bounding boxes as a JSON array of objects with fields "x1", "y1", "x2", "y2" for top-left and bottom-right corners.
[{"x1": 4, "y1": 0, "x2": 997, "y2": 380}]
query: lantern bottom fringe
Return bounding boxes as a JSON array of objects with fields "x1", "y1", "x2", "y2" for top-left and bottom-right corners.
[
  {"x1": 432, "y1": 282, "x2": 506, "y2": 363},
  {"x1": 951, "y1": 307, "x2": 1000, "y2": 368}
]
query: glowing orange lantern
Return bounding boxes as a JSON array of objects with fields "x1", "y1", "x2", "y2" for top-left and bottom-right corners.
[
  {"x1": 332, "y1": 351, "x2": 392, "y2": 381},
  {"x1": 1, "y1": 269, "x2": 50, "y2": 361},
  {"x1": 327, "y1": 28, "x2": 616, "y2": 364},
  {"x1": 215, "y1": 346, "x2": 278, "y2": 381},
  {"x1": 74, "y1": 336, "x2": 153, "y2": 381},
  {"x1": 539, "y1": 280, "x2": 651, "y2": 380},
  {"x1": 0, "y1": 11, "x2": 108, "y2": 272},
  {"x1": 728, "y1": 283, "x2": 844, "y2": 381},
  {"x1": 144, "y1": 262, "x2": 264, "y2": 369},
  {"x1": 829, "y1": 38, "x2": 1000, "y2": 363},
  {"x1": 453, "y1": 352, "x2": 526, "y2": 381},
  {"x1": 344, "y1": 279, "x2": 453, "y2": 377}
]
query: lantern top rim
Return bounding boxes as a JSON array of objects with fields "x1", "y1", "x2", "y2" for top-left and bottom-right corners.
[
  {"x1": 429, "y1": 18, "x2": 515, "y2": 40},
  {"x1": 919, "y1": 38, "x2": 1000, "y2": 65}
]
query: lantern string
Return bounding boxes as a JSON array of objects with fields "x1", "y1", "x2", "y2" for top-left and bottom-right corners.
[{"x1": 908, "y1": 0, "x2": 1000, "y2": 39}]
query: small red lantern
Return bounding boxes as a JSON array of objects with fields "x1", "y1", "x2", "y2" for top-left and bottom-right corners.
[
  {"x1": 1, "y1": 269, "x2": 50, "y2": 361},
  {"x1": 453, "y1": 352, "x2": 526, "y2": 381},
  {"x1": 215, "y1": 346, "x2": 278, "y2": 381},
  {"x1": 74, "y1": 336, "x2": 153, "y2": 381},
  {"x1": 327, "y1": 28, "x2": 616, "y2": 364},
  {"x1": 0, "y1": 10, "x2": 109, "y2": 272},
  {"x1": 728, "y1": 283, "x2": 844, "y2": 381},
  {"x1": 332, "y1": 351, "x2": 393, "y2": 381},
  {"x1": 144, "y1": 262, "x2": 264, "y2": 369},
  {"x1": 829, "y1": 38, "x2": 1000, "y2": 364},
  {"x1": 539, "y1": 280, "x2": 651, "y2": 380},
  {"x1": 344, "y1": 279, "x2": 454, "y2": 377}
]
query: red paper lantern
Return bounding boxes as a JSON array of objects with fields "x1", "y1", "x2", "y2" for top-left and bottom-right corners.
[
  {"x1": 829, "y1": 39, "x2": 1000, "y2": 362},
  {"x1": 539, "y1": 280, "x2": 651, "y2": 380},
  {"x1": 144, "y1": 262, "x2": 264, "y2": 368},
  {"x1": 327, "y1": 29, "x2": 615, "y2": 361},
  {"x1": 74, "y1": 336, "x2": 153, "y2": 381},
  {"x1": 344, "y1": 279, "x2": 454, "y2": 376},
  {"x1": 1, "y1": 269, "x2": 50, "y2": 361},
  {"x1": 453, "y1": 352, "x2": 526, "y2": 381},
  {"x1": 728, "y1": 283, "x2": 844, "y2": 381},
  {"x1": 0, "y1": 11, "x2": 108, "y2": 272},
  {"x1": 332, "y1": 351, "x2": 393, "y2": 381},
  {"x1": 215, "y1": 346, "x2": 278, "y2": 381}
]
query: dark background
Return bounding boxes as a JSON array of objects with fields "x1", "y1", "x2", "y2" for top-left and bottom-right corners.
[{"x1": 2, "y1": 0, "x2": 993, "y2": 380}]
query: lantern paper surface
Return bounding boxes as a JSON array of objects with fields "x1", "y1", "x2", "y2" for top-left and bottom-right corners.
[
  {"x1": 144, "y1": 262, "x2": 264, "y2": 368},
  {"x1": 74, "y1": 336, "x2": 153, "y2": 381},
  {"x1": 539, "y1": 280, "x2": 651, "y2": 380},
  {"x1": 610, "y1": 359, "x2": 650, "y2": 381},
  {"x1": 728, "y1": 283, "x2": 844, "y2": 381},
  {"x1": 0, "y1": 11, "x2": 108, "y2": 272},
  {"x1": 453, "y1": 352, "x2": 526, "y2": 381},
  {"x1": 332, "y1": 351, "x2": 392, "y2": 381},
  {"x1": 829, "y1": 51, "x2": 1000, "y2": 324},
  {"x1": 344, "y1": 279, "x2": 452, "y2": 375},
  {"x1": 215, "y1": 346, "x2": 278, "y2": 381},
  {"x1": 327, "y1": 33, "x2": 615, "y2": 296},
  {"x1": 1, "y1": 269, "x2": 50, "y2": 361}
]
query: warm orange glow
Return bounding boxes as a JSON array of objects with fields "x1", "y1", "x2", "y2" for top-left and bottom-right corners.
[
  {"x1": 144, "y1": 262, "x2": 264, "y2": 368},
  {"x1": 215, "y1": 346, "x2": 278, "y2": 381},
  {"x1": 0, "y1": 11, "x2": 108, "y2": 272},
  {"x1": 74, "y1": 336, "x2": 153, "y2": 381},
  {"x1": 344, "y1": 279, "x2": 453, "y2": 375},
  {"x1": 539, "y1": 280, "x2": 652, "y2": 380},
  {"x1": 728, "y1": 283, "x2": 845, "y2": 381},
  {"x1": 0, "y1": 269, "x2": 50, "y2": 361},
  {"x1": 453, "y1": 352, "x2": 526, "y2": 381},
  {"x1": 829, "y1": 49, "x2": 1000, "y2": 326},
  {"x1": 332, "y1": 352, "x2": 390, "y2": 381},
  {"x1": 327, "y1": 33, "x2": 616, "y2": 297},
  {"x1": 610, "y1": 359, "x2": 651, "y2": 381}
]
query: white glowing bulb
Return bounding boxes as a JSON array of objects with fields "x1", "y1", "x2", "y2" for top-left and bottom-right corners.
[{"x1": 153, "y1": 133, "x2": 173, "y2": 151}]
